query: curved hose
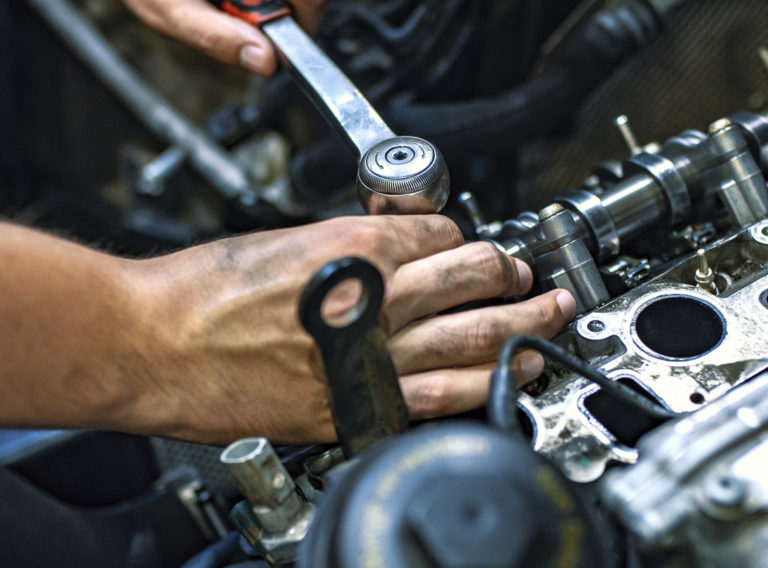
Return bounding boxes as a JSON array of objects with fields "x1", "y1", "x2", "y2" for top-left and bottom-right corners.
[
  {"x1": 488, "y1": 335, "x2": 679, "y2": 433},
  {"x1": 384, "y1": 0, "x2": 688, "y2": 155}
]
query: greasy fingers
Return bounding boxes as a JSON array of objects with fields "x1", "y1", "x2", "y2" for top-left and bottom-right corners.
[
  {"x1": 374, "y1": 215, "x2": 464, "y2": 264},
  {"x1": 122, "y1": 0, "x2": 327, "y2": 75},
  {"x1": 122, "y1": 0, "x2": 277, "y2": 74},
  {"x1": 383, "y1": 241, "x2": 532, "y2": 333},
  {"x1": 389, "y1": 289, "x2": 576, "y2": 375},
  {"x1": 401, "y1": 350, "x2": 545, "y2": 420},
  {"x1": 314, "y1": 215, "x2": 463, "y2": 277}
]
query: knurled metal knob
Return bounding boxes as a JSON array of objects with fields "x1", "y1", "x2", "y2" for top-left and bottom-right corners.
[{"x1": 357, "y1": 136, "x2": 450, "y2": 215}]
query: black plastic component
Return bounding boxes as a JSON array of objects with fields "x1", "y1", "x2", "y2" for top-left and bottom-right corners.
[
  {"x1": 298, "y1": 422, "x2": 610, "y2": 568},
  {"x1": 8, "y1": 431, "x2": 158, "y2": 507},
  {"x1": 382, "y1": 0, "x2": 686, "y2": 155},
  {"x1": 0, "y1": 465, "x2": 208, "y2": 568}
]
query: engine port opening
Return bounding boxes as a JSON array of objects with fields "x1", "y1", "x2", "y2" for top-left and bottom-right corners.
[
  {"x1": 583, "y1": 378, "x2": 667, "y2": 447},
  {"x1": 634, "y1": 296, "x2": 725, "y2": 359},
  {"x1": 520, "y1": 373, "x2": 550, "y2": 398}
]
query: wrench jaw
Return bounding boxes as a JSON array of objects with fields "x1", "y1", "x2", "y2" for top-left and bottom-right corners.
[{"x1": 357, "y1": 136, "x2": 451, "y2": 215}]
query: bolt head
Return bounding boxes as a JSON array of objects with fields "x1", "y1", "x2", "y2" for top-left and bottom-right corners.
[
  {"x1": 272, "y1": 472, "x2": 287, "y2": 490},
  {"x1": 538, "y1": 203, "x2": 565, "y2": 220},
  {"x1": 705, "y1": 475, "x2": 746, "y2": 507},
  {"x1": 708, "y1": 118, "x2": 733, "y2": 134}
]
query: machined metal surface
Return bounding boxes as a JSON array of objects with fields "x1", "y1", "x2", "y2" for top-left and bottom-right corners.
[
  {"x1": 519, "y1": 222, "x2": 768, "y2": 483},
  {"x1": 601, "y1": 369, "x2": 768, "y2": 567},
  {"x1": 222, "y1": 437, "x2": 315, "y2": 565},
  {"x1": 262, "y1": 16, "x2": 450, "y2": 214},
  {"x1": 556, "y1": 189, "x2": 620, "y2": 262},
  {"x1": 262, "y1": 17, "x2": 394, "y2": 158},
  {"x1": 709, "y1": 122, "x2": 768, "y2": 226},
  {"x1": 357, "y1": 136, "x2": 450, "y2": 214},
  {"x1": 528, "y1": 204, "x2": 610, "y2": 313},
  {"x1": 623, "y1": 152, "x2": 690, "y2": 226}
]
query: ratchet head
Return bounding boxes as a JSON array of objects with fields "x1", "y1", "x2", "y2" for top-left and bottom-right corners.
[{"x1": 357, "y1": 136, "x2": 450, "y2": 215}]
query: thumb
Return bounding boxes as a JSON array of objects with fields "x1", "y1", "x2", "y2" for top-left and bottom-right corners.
[{"x1": 124, "y1": 0, "x2": 279, "y2": 75}]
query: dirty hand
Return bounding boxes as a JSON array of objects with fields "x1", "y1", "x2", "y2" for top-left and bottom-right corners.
[
  {"x1": 125, "y1": 215, "x2": 576, "y2": 445},
  {"x1": 122, "y1": 0, "x2": 325, "y2": 75}
]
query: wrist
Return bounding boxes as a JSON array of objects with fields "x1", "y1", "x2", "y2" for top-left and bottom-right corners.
[{"x1": 94, "y1": 256, "x2": 182, "y2": 437}]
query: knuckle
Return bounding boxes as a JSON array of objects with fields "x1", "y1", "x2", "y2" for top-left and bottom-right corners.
[
  {"x1": 534, "y1": 297, "x2": 561, "y2": 332},
  {"x1": 473, "y1": 242, "x2": 513, "y2": 295},
  {"x1": 466, "y1": 316, "x2": 501, "y2": 355},
  {"x1": 436, "y1": 216, "x2": 464, "y2": 248},
  {"x1": 413, "y1": 374, "x2": 451, "y2": 417},
  {"x1": 335, "y1": 218, "x2": 383, "y2": 253}
]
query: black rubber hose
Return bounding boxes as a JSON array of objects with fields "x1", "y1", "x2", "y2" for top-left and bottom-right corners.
[
  {"x1": 487, "y1": 335, "x2": 679, "y2": 434},
  {"x1": 383, "y1": 0, "x2": 687, "y2": 155}
]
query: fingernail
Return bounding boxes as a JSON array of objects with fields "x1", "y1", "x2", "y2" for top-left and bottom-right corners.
[
  {"x1": 239, "y1": 44, "x2": 265, "y2": 74},
  {"x1": 514, "y1": 259, "x2": 533, "y2": 292},
  {"x1": 556, "y1": 291, "x2": 577, "y2": 321},
  {"x1": 520, "y1": 352, "x2": 545, "y2": 382}
]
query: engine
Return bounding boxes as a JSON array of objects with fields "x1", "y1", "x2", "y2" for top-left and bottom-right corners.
[{"x1": 3, "y1": 0, "x2": 768, "y2": 567}]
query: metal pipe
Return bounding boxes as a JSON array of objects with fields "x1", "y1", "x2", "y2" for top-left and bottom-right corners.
[
  {"x1": 600, "y1": 175, "x2": 668, "y2": 240},
  {"x1": 26, "y1": 0, "x2": 256, "y2": 204}
]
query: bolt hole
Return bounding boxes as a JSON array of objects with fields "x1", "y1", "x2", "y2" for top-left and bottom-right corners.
[
  {"x1": 760, "y1": 289, "x2": 768, "y2": 309},
  {"x1": 521, "y1": 373, "x2": 550, "y2": 398},
  {"x1": 587, "y1": 320, "x2": 605, "y2": 333},
  {"x1": 762, "y1": 226, "x2": 768, "y2": 237},
  {"x1": 690, "y1": 392, "x2": 705, "y2": 404},
  {"x1": 320, "y1": 278, "x2": 367, "y2": 328},
  {"x1": 392, "y1": 151, "x2": 408, "y2": 161}
]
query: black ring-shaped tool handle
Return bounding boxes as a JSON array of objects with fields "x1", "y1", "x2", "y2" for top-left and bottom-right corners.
[
  {"x1": 299, "y1": 257, "x2": 408, "y2": 457},
  {"x1": 299, "y1": 256, "x2": 383, "y2": 339}
]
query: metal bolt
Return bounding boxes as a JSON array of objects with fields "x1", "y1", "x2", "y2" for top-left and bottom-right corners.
[
  {"x1": 385, "y1": 146, "x2": 415, "y2": 164},
  {"x1": 708, "y1": 118, "x2": 733, "y2": 134},
  {"x1": 759, "y1": 46, "x2": 768, "y2": 78},
  {"x1": 272, "y1": 471, "x2": 287, "y2": 491},
  {"x1": 587, "y1": 319, "x2": 605, "y2": 333},
  {"x1": 458, "y1": 192, "x2": 488, "y2": 232},
  {"x1": 705, "y1": 475, "x2": 746, "y2": 508},
  {"x1": 695, "y1": 249, "x2": 717, "y2": 294},
  {"x1": 538, "y1": 203, "x2": 565, "y2": 220},
  {"x1": 615, "y1": 115, "x2": 641, "y2": 156}
]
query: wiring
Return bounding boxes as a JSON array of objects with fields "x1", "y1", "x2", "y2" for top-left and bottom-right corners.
[{"x1": 488, "y1": 335, "x2": 679, "y2": 433}]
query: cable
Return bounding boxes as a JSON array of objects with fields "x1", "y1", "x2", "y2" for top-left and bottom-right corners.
[{"x1": 488, "y1": 335, "x2": 679, "y2": 433}]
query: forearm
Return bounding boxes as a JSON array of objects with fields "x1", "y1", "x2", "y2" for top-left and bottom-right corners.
[
  {"x1": 0, "y1": 222, "x2": 150, "y2": 431},
  {"x1": 0, "y1": 216, "x2": 574, "y2": 447}
]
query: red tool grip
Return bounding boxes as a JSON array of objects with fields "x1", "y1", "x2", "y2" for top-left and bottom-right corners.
[{"x1": 210, "y1": 0, "x2": 291, "y2": 26}]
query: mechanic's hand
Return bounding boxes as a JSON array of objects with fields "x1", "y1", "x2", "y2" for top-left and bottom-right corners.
[
  {"x1": 121, "y1": 0, "x2": 325, "y2": 75},
  {"x1": 126, "y1": 216, "x2": 576, "y2": 445}
]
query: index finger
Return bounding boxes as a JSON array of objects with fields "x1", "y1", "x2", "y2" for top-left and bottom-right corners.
[
  {"x1": 123, "y1": 0, "x2": 278, "y2": 74},
  {"x1": 373, "y1": 215, "x2": 465, "y2": 265}
]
